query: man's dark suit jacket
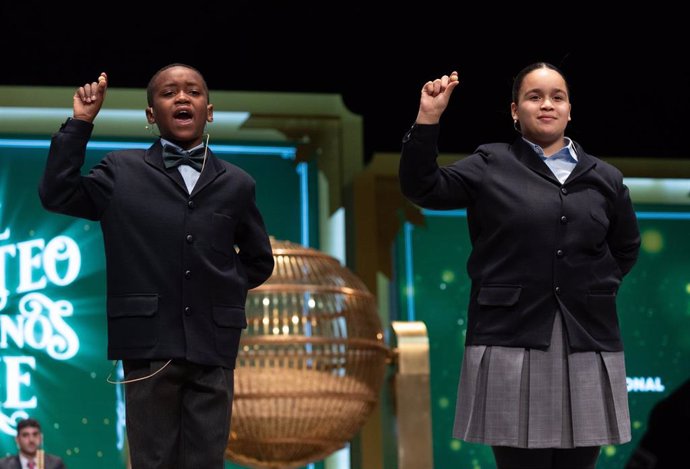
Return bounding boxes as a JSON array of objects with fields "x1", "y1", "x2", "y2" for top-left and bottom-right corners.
[
  {"x1": 399, "y1": 124, "x2": 640, "y2": 352},
  {"x1": 38, "y1": 118, "x2": 275, "y2": 369},
  {"x1": 0, "y1": 453, "x2": 65, "y2": 469}
]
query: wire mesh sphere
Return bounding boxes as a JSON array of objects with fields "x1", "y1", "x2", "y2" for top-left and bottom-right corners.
[{"x1": 225, "y1": 238, "x2": 388, "y2": 469}]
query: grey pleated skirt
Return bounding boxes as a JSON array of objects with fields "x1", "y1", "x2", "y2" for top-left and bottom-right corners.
[{"x1": 453, "y1": 310, "x2": 631, "y2": 448}]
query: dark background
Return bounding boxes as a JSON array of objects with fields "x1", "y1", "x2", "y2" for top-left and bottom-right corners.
[{"x1": 2, "y1": 3, "x2": 687, "y2": 163}]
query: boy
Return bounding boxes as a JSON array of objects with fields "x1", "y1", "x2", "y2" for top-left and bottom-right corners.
[{"x1": 38, "y1": 64, "x2": 274, "y2": 469}]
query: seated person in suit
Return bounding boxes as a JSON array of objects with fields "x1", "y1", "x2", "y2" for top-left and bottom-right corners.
[{"x1": 0, "y1": 418, "x2": 66, "y2": 469}]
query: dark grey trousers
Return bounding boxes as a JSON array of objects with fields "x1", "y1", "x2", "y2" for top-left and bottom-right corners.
[{"x1": 123, "y1": 359, "x2": 233, "y2": 469}]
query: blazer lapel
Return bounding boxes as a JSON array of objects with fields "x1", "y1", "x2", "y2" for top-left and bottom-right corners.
[
  {"x1": 564, "y1": 142, "x2": 596, "y2": 183},
  {"x1": 190, "y1": 150, "x2": 226, "y2": 196},
  {"x1": 511, "y1": 138, "x2": 560, "y2": 184}
]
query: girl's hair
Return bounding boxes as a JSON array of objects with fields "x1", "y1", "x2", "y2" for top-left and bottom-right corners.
[{"x1": 512, "y1": 62, "x2": 569, "y2": 103}]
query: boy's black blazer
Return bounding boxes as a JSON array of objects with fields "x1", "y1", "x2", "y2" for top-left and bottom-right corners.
[{"x1": 39, "y1": 119, "x2": 274, "y2": 368}]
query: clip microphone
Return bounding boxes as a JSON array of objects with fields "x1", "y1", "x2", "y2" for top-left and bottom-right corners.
[{"x1": 200, "y1": 132, "x2": 210, "y2": 172}]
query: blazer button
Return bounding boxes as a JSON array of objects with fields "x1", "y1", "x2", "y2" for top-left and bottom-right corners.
[
  {"x1": 555, "y1": 286, "x2": 561, "y2": 295},
  {"x1": 185, "y1": 270, "x2": 192, "y2": 279},
  {"x1": 556, "y1": 249, "x2": 564, "y2": 257},
  {"x1": 560, "y1": 187, "x2": 568, "y2": 195},
  {"x1": 188, "y1": 200, "x2": 196, "y2": 209},
  {"x1": 560, "y1": 215, "x2": 568, "y2": 224},
  {"x1": 184, "y1": 306, "x2": 192, "y2": 316},
  {"x1": 186, "y1": 234, "x2": 194, "y2": 243}
]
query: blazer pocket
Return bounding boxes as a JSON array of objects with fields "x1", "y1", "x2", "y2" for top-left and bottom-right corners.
[
  {"x1": 475, "y1": 285, "x2": 522, "y2": 337},
  {"x1": 587, "y1": 188, "x2": 610, "y2": 231},
  {"x1": 586, "y1": 290, "x2": 620, "y2": 339},
  {"x1": 477, "y1": 285, "x2": 522, "y2": 306},
  {"x1": 107, "y1": 294, "x2": 158, "y2": 317},
  {"x1": 213, "y1": 305, "x2": 247, "y2": 358},
  {"x1": 212, "y1": 212, "x2": 237, "y2": 256},
  {"x1": 107, "y1": 294, "x2": 159, "y2": 348}
]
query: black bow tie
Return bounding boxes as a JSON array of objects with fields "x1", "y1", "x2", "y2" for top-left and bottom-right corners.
[{"x1": 162, "y1": 145, "x2": 206, "y2": 172}]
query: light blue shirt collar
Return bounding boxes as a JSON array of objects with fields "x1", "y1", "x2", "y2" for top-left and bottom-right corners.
[
  {"x1": 522, "y1": 137, "x2": 578, "y2": 162},
  {"x1": 523, "y1": 137, "x2": 578, "y2": 184}
]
